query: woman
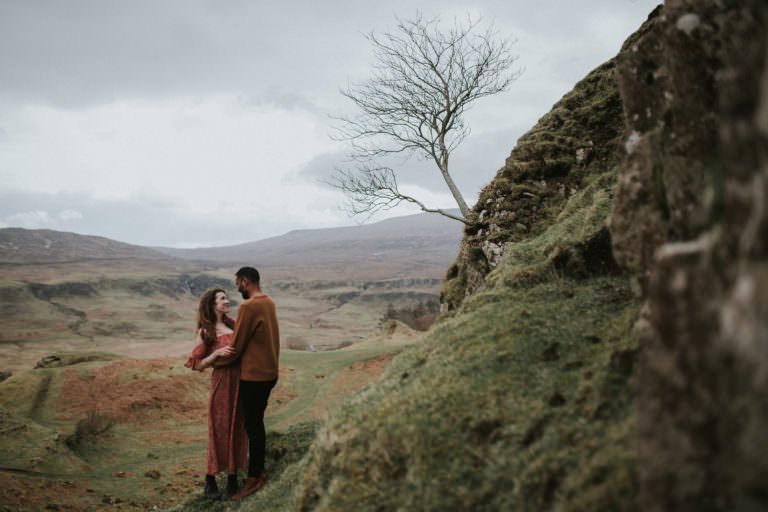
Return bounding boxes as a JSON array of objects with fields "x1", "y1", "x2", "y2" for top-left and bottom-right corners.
[{"x1": 185, "y1": 288, "x2": 246, "y2": 500}]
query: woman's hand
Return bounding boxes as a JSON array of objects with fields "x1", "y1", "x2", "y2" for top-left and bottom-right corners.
[{"x1": 213, "y1": 346, "x2": 235, "y2": 359}]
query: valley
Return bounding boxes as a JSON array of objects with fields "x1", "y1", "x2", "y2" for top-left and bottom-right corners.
[{"x1": 0, "y1": 261, "x2": 441, "y2": 371}]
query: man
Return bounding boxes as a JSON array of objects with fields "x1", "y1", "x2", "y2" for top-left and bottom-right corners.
[{"x1": 214, "y1": 266, "x2": 280, "y2": 501}]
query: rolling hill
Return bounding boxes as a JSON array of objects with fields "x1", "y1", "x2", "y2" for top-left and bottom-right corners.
[
  {"x1": 1, "y1": 212, "x2": 463, "y2": 280},
  {"x1": 154, "y1": 211, "x2": 463, "y2": 278},
  {"x1": 0, "y1": 228, "x2": 169, "y2": 264}
]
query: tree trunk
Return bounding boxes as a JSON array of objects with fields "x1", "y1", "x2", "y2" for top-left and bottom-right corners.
[
  {"x1": 440, "y1": 166, "x2": 471, "y2": 219},
  {"x1": 437, "y1": 142, "x2": 472, "y2": 219}
]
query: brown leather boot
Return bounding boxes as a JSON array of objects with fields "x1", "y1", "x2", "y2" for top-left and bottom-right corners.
[{"x1": 230, "y1": 473, "x2": 267, "y2": 501}]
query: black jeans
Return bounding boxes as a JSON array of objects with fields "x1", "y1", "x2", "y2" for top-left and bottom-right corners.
[{"x1": 239, "y1": 379, "x2": 277, "y2": 477}]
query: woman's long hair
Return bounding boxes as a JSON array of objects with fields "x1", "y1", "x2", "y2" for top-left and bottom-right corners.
[{"x1": 196, "y1": 288, "x2": 235, "y2": 346}]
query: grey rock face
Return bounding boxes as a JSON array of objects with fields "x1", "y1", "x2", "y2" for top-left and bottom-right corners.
[{"x1": 609, "y1": 1, "x2": 768, "y2": 509}]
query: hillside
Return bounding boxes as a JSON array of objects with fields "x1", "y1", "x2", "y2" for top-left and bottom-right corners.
[
  {"x1": 0, "y1": 228, "x2": 170, "y2": 264},
  {"x1": 169, "y1": 2, "x2": 768, "y2": 510},
  {"x1": 155, "y1": 212, "x2": 463, "y2": 279}
]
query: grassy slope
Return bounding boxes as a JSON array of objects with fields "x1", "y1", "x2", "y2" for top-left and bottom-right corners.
[
  {"x1": 293, "y1": 281, "x2": 639, "y2": 511},
  {"x1": 189, "y1": 166, "x2": 641, "y2": 511}
]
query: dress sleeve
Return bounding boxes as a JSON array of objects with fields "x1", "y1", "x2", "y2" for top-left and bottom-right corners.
[{"x1": 185, "y1": 342, "x2": 210, "y2": 371}]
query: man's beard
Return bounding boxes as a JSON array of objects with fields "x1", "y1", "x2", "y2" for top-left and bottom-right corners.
[{"x1": 239, "y1": 288, "x2": 249, "y2": 300}]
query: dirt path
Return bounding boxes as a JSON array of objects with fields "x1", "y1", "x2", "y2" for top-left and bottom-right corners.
[{"x1": 29, "y1": 372, "x2": 52, "y2": 422}]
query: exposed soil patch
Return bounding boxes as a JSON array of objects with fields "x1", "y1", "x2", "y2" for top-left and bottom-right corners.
[
  {"x1": 348, "y1": 353, "x2": 393, "y2": 374},
  {"x1": 56, "y1": 358, "x2": 208, "y2": 425},
  {"x1": 0, "y1": 464, "x2": 200, "y2": 512},
  {"x1": 56, "y1": 359, "x2": 298, "y2": 427},
  {"x1": 139, "y1": 430, "x2": 206, "y2": 444},
  {"x1": 267, "y1": 384, "x2": 299, "y2": 414}
]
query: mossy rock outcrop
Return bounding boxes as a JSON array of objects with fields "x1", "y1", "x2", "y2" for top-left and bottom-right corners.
[{"x1": 439, "y1": 17, "x2": 647, "y2": 308}]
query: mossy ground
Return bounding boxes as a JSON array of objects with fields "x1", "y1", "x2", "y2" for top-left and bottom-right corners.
[
  {"x1": 487, "y1": 170, "x2": 620, "y2": 287},
  {"x1": 294, "y1": 275, "x2": 639, "y2": 511}
]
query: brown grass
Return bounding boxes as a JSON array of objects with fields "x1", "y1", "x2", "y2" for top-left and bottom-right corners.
[{"x1": 57, "y1": 359, "x2": 208, "y2": 425}]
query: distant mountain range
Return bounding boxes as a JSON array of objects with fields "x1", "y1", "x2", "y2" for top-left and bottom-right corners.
[
  {"x1": 0, "y1": 212, "x2": 464, "y2": 278},
  {"x1": 157, "y1": 210, "x2": 461, "y2": 258},
  {"x1": 0, "y1": 228, "x2": 168, "y2": 264}
]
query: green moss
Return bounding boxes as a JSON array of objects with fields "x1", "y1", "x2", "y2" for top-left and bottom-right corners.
[
  {"x1": 468, "y1": 246, "x2": 486, "y2": 263},
  {"x1": 484, "y1": 170, "x2": 618, "y2": 287},
  {"x1": 296, "y1": 277, "x2": 640, "y2": 511}
]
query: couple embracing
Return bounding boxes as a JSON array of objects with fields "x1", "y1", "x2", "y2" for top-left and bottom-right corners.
[{"x1": 184, "y1": 266, "x2": 280, "y2": 501}]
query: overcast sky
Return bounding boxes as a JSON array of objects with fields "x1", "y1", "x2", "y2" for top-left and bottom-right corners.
[{"x1": 0, "y1": 0, "x2": 659, "y2": 247}]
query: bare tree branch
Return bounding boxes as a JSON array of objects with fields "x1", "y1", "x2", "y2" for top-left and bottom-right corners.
[
  {"x1": 331, "y1": 12, "x2": 521, "y2": 222},
  {"x1": 328, "y1": 165, "x2": 470, "y2": 225}
]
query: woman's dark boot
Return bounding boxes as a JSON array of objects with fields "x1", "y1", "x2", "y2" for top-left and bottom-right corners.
[
  {"x1": 204, "y1": 474, "x2": 220, "y2": 500},
  {"x1": 223, "y1": 473, "x2": 239, "y2": 499}
]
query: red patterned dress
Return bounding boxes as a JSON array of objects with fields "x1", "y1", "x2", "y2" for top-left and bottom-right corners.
[{"x1": 185, "y1": 332, "x2": 247, "y2": 475}]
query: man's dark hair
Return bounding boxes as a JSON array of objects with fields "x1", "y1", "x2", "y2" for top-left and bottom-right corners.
[{"x1": 236, "y1": 266, "x2": 261, "y2": 285}]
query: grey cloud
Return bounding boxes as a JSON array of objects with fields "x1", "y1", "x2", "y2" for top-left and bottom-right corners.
[
  {"x1": 291, "y1": 151, "x2": 347, "y2": 185},
  {"x1": 237, "y1": 89, "x2": 323, "y2": 114},
  {"x1": 0, "y1": 0, "x2": 429, "y2": 107},
  {"x1": 0, "y1": 0, "x2": 659, "y2": 108}
]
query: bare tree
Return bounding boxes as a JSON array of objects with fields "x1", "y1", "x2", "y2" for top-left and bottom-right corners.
[{"x1": 332, "y1": 13, "x2": 520, "y2": 224}]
